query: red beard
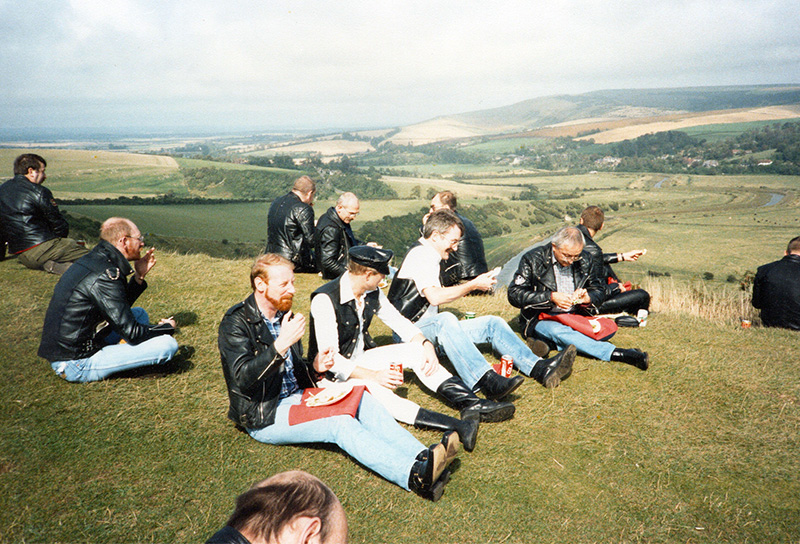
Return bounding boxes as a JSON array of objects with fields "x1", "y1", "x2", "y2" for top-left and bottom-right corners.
[{"x1": 267, "y1": 293, "x2": 293, "y2": 312}]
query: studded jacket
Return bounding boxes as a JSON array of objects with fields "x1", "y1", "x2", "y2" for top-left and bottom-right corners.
[
  {"x1": 38, "y1": 240, "x2": 168, "y2": 362},
  {"x1": 218, "y1": 293, "x2": 317, "y2": 430}
]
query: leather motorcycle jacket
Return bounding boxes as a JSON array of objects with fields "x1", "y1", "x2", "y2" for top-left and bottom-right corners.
[
  {"x1": 38, "y1": 240, "x2": 168, "y2": 362},
  {"x1": 507, "y1": 243, "x2": 605, "y2": 336},
  {"x1": 576, "y1": 224, "x2": 621, "y2": 297},
  {"x1": 265, "y1": 192, "x2": 316, "y2": 271},
  {"x1": 0, "y1": 175, "x2": 69, "y2": 254},
  {"x1": 314, "y1": 206, "x2": 360, "y2": 279},
  {"x1": 218, "y1": 293, "x2": 317, "y2": 429}
]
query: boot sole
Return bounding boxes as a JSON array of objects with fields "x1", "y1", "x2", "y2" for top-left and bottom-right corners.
[
  {"x1": 483, "y1": 375, "x2": 524, "y2": 401},
  {"x1": 544, "y1": 345, "x2": 576, "y2": 388},
  {"x1": 443, "y1": 431, "x2": 462, "y2": 462},
  {"x1": 472, "y1": 403, "x2": 515, "y2": 423}
]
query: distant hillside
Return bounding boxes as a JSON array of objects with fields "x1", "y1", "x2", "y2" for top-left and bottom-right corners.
[{"x1": 387, "y1": 84, "x2": 800, "y2": 145}]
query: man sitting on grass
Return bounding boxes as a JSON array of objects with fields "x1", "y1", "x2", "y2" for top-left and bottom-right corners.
[
  {"x1": 752, "y1": 235, "x2": 800, "y2": 331},
  {"x1": 38, "y1": 217, "x2": 179, "y2": 382},
  {"x1": 508, "y1": 226, "x2": 649, "y2": 371},
  {"x1": 217, "y1": 253, "x2": 458, "y2": 501}
]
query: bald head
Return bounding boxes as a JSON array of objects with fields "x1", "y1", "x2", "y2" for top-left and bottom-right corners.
[{"x1": 335, "y1": 192, "x2": 360, "y2": 224}]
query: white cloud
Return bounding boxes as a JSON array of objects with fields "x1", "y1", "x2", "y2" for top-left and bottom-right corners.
[{"x1": 1, "y1": 0, "x2": 799, "y2": 130}]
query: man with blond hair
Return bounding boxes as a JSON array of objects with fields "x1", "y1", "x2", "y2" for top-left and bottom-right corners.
[
  {"x1": 38, "y1": 217, "x2": 178, "y2": 382},
  {"x1": 266, "y1": 176, "x2": 317, "y2": 272}
]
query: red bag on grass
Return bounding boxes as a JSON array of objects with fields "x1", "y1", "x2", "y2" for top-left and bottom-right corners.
[{"x1": 539, "y1": 313, "x2": 617, "y2": 341}]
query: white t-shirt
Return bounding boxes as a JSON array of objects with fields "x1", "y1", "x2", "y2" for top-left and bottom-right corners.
[{"x1": 395, "y1": 238, "x2": 441, "y2": 322}]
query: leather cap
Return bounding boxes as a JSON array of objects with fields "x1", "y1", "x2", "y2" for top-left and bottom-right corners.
[{"x1": 349, "y1": 245, "x2": 393, "y2": 275}]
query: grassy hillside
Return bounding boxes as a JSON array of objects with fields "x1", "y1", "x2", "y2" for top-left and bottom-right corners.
[{"x1": 1, "y1": 249, "x2": 799, "y2": 543}]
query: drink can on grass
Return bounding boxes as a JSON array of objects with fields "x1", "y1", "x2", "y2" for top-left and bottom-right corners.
[{"x1": 493, "y1": 355, "x2": 513, "y2": 378}]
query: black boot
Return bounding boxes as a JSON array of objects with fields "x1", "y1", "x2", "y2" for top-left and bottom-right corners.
[
  {"x1": 610, "y1": 348, "x2": 649, "y2": 370},
  {"x1": 407, "y1": 442, "x2": 450, "y2": 501},
  {"x1": 474, "y1": 370, "x2": 524, "y2": 400},
  {"x1": 415, "y1": 408, "x2": 478, "y2": 452},
  {"x1": 436, "y1": 377, "x2": 515, "y2": 423},
  {"x1": 529, "y1": 344, "x2": 576, "y2": 388}
]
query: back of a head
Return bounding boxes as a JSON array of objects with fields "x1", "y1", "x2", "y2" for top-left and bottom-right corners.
[
  {"x1": 292, "y1": 176, "x2": 316, "y2": 194},
  {"x1": 422, "y1": 209, "x2": 463, "y2": 239},
  {"x1": 13, "y1": 153, "x2": 46, "y2": 176},
  {"x1": 580, "y1": 206, "x2": 604, "y2": 231},
  {"x1": 436, "y1": 191, "x2": 457, "y2": 210},
  {"x1": 227, "y1": 471, "x2": 343, "y2": 544},
  {"x1": 551, "y1": 226, "x2": 585, "y2": 249},
  {"x1": 788, "y1": 236, "x2": 800, "y2": 255}
]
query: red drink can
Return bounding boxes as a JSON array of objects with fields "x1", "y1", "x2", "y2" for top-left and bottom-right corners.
[
  {"x1": 390, "y1": 363, "x2": 403, "y2": 373},
  {"x1": 493, "y1": 355, "x2": 513, "y2": 378}
]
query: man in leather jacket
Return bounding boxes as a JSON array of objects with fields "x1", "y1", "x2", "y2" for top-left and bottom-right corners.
[
  {"x1": 577, "y1": 206, "x2": 650, "y2": 319},
  {"x1": 206, "y1": 470, "x2": 347, "y2": 544},
  {"x1": 38, "y1": 217, "x2": 178, "y2": 382},
  {"x1": 427, "y1": 191, "x2": 488, "y2": 286},
  {"x1": 389, "y1": 209, "x2": 576, "y2": 392},
  {"x1": 0, "y1": 153, "x2": 88, "y2": 274},
  {"x1": 266, "y1": 176, "x2": 317, "y2": 273},
  {"x1": 507, "y1": 227, "x2": 649, "y2": 370},
  {"x1": 752, "y1": 236, "x2": 800, "y2": 330},
  {"x1": 314, "y1": 192, "x2": 365, "y2": 279},
  {"x1": 217, "y1": 253, "x2": 457, "y2": 501}
]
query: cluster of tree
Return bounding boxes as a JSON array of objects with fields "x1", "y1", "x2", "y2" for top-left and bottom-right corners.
[
  {"x1": 182, "y1": 167, "x2": 300, "y2": 200},
  {"x1": 608, "y1": 131, "x2": 699, "y2": 157},
  {"x1": 60, "y1": 194, "x2": 260, "y2": 206},
  {"x1": 245, "y1": 155, "x2": 300, "y2": 169},
  {"x1": 318, "y1": 171, "x2": 398, "y2": 200}
]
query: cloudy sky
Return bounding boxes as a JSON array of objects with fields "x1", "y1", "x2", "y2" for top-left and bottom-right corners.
[{"x1": 2, "y1": 0, "x2": 799, "y2": 133}]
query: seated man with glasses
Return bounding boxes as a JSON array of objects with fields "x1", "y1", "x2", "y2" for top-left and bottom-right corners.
[
  {"x1": 508, "y1": 226, "x2": 649, "y2": 370},
  {"x1": 38, "y1": 217, "x2": 179, "y2": 382}
]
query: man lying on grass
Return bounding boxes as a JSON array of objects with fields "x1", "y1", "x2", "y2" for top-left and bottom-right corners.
[{"x1": 217, "y1": 253, "x2": 459, "y2": 501}]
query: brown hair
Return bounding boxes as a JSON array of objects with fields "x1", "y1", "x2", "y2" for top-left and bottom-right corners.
[
  {"x1": 422, "y1": 209, "x2": 463, "y2": 239},
  {"x1": 580, "y1": 206, "x2": 605, "y2": 231},
  {"x1": 250, "y1": 253, "x2": 294, "y2": 290},
  {"x1": 13, "y1": 154, "x2": 47, "y2": 176},
  {"x1": 292, "y1": 175, "x2": 316, "y2": 194},
  {"x1": 788, "y1": 236, "x2": 800, "y2": 254},
  {"x1": 227, "y1": 471, "x2": 341, "y2": 543},
  {"x1": 436, "y1": 190, "x2": 457, "y2": 210}
]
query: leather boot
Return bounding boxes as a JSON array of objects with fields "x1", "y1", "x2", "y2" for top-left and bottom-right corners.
[
  {"x1": 407, "y1": 442, "x2": 450, "y2": 501},
  {"x1": 415, "y1": 408, "x2": 478, "y2": 452},
  {"x1": 610, "y1": 348, "x2": 649, "y2": 370},
  {"x1": 436, "y1": 377, "x2": 515, "y2": 423},
  {"x1": 530, "y1": 344, "x2": 576, "y2": 388},
  {"x1": 474, "y1": 370, "x2": 524, "y2": 400}
]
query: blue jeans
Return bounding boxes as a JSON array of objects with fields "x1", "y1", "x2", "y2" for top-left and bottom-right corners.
[
  {"x1": 533, "y1": 320, "x2": 616, "y2": 361},
  {"x1": 248, "y1": 391, "x2": 425, "y2": 490},
  {"x1": 103, "y1": 307, "x2": 149, "y2": 345},
  {"x1": 51, "y1": 319, "x2": 179, "y2": 383},
  {"x1": 415, "y1": 313, "x2": 541, "y2": 388}
]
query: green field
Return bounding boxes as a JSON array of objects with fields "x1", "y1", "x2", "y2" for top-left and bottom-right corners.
[{"x1": 677, "y1": 117, "x2": 800, "y2": 142}]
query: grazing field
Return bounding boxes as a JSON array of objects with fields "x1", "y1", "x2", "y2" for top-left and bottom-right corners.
[{"x1": 1, "y1": 250, "x2": 799, "y2": 543}]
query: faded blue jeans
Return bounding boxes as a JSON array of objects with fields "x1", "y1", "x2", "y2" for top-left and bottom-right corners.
[
  {"x1": 248, "y1": 391, "x2": 425, "y2": 490},
  {"x1": 414, "y1": 312, "x2": 541, "y2": 388},
  {"x1": 533, "y1": 319, "x2": 616, "y2": 361},
  {"x1": 50, "y1": 308, "x2": 179, "y2": 383}
]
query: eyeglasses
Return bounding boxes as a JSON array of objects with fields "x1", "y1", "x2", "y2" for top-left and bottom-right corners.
[{"x1": 126, "y1": 234, "x2": 145, "y2": 244}]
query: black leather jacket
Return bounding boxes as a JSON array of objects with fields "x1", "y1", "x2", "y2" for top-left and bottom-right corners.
[
  {"x1": 387, "y1": 242, "x2": 430, "y2": 322},
  {"x1": 752, "y1": 254, "x2": 800, "y2": 330},
  {"x1": 507, "y1": 243, "x2": 605, "y2": 336},
  {"x1": 266, "y1": 192, "x2": 316, "y2": 271},
  {"x1": 218, "y1": 294, "x2": 317, "y2": 430},
  {"x1": 576, "y1": 224, "x2": 622, "y2": 297},
  {"x1": 38, "y1": 240, "x2": 168, "y2": 362},
  {"x1": 205, "y1": 526, "x2": 252, "y2": 544},
  {"x1": 314, "y1": 206, "x2": 361, "y2": 279},
  {"x1": 0, "y1": 175, "x2": 69, "y2": 254}
]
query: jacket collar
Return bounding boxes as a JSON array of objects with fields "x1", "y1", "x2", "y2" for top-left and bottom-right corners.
[
  {"x1": 95, "y1": 239, "x2": 134, "y2": 276},
  {"x1": 325, "y1": 206, "x2": 346, "y2": 228},
  {"x1": 785, "y1": 254, "x2": 800, "y2": 263}
]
